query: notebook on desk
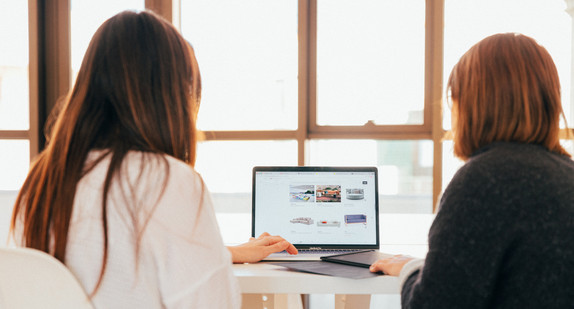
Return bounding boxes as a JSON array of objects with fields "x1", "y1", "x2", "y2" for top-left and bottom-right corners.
[
  {"x1": 320, "y1": 250, "x2": 394, "y2": 268},
  {"x1": 252, "y1": 166, "x2": 380, "y2": 261}
]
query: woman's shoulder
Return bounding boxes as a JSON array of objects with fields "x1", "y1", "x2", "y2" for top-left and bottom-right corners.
[
  {"x1": 123, "y1": 151, "x2": 202, "y2": 181},
  {"x1": 113, "y1": 151, "x2": 207, "y2": 205},
  {"x1": 464, "y1": 142, "x2": 574, "y2": 178},
  {"x1": 118, "y1": 151, "x2": 209, "y2": 217},
  {"x1": 445, "y1": 142, "x2": 574, "y2": 207},
  {"x1": 469, "y1": 142, "x2": 572, "y2": 165}
]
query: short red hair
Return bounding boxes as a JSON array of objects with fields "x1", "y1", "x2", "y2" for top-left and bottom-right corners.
[{"x1": 447, "y1": 33, "x2": 569, "y2": 160}]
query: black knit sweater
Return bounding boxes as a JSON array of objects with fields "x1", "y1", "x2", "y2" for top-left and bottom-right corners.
[{"x1": 402, "y1": 142, "x2": 574, "y2": 308}]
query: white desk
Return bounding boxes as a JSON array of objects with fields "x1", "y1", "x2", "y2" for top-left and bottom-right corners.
[
  {"x1": 233, "y1": 262, "x2": 399, "y2": 309},
  {"x1": 233, "y1": 263, "x2": 399, "y2": 295}
]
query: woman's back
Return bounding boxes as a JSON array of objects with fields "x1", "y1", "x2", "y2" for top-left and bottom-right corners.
[
  {"x1": 408, "y1": 142, "x2": 574, "y2": 308},
  {"x1": 65, "y1": 151, "x2": 240, "y2": 308}
]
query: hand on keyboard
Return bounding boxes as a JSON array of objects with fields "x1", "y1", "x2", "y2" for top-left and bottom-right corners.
[{"x1": 227, "y1": 232, "x2": 298, "y2": 263}]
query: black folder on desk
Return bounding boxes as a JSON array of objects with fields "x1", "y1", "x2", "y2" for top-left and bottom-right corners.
[
  {"x1": 270, "y1": 250, "x2": 392, "y2": 279},
  {"x1": 270, "y1": 261, "x2": 381, "y2": 279},
  {"x1": 320, "y1": 250, "x2": 393, "y2": 268}
]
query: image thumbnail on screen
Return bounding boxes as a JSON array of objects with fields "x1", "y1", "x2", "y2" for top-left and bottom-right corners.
[
  {"x1": 289, "y1": 185, "x2": 315, "y2": 202},
  {"x1": 316, "y1": 185, "x2": 341, "y2": 203}
]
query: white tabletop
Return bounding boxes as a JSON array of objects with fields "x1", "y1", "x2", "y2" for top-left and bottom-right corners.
[{"x1": 232, "y1": 262, "x2": 400, "y2": 295}]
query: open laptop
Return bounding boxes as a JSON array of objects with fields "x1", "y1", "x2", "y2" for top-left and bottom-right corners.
[{"x1": 252, "y1": 166, "x2": 380, "y2": 261}]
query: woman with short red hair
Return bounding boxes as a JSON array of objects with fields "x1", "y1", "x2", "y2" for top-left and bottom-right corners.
[{"x1": 371, "y1": 33, "x2": 574, "y2": 308}]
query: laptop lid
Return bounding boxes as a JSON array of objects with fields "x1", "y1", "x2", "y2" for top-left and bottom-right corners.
[{"x1": 252, "y1": 166, "x2": 380, "y2": 250}]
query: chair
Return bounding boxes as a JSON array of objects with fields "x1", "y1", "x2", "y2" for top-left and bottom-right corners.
[{"x1": 0, "y1": 247, "x2": 94, "y2": 309}]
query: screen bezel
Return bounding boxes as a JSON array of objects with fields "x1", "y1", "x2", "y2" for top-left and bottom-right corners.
[{"x1": 251, "y1": 166, "x2": 380, "y2": 250}]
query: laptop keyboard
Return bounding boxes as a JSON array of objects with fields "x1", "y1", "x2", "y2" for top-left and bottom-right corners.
[{"x1": 297, "y1": 249, "x2": 364, "y2": 255}]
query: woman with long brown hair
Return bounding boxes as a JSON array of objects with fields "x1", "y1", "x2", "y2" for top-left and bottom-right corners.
[
  {"x1": 370, "y1": 33, "x2": 574, "y2": 307},
  {"x1": 11, "y1": 10, "x2": 295, "y2": 308}
]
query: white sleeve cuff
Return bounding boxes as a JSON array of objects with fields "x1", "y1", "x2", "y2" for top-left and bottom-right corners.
[{"x1": 398, "y1": 258, "x2": 425, "y2": 292}]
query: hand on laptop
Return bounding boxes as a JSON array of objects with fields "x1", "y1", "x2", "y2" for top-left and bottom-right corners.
[
  {"x1": 369, "y1": 254, "x2": 415, "y2": 276},
  {"x1": 227, "y1": 232, "x2": 298, "y2": 264}
]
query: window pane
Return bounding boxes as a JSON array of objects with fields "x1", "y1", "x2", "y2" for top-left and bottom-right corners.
[
  {"x1": 195, "y1": 140, "x2": 298, "y2": 213},
  {"x1": 316, "y1": 1, "x2": 425, "y2": 126},
  {"x1": 441, "y1": 140, "x2": 464, "y2": 192},
  {"x1": 0, "y1": 140, "x2": 29, "y2": 190},
  {"x1": 309, "y1": 140, "x2": 433, "y2": 213},
  {"x1": 71, "y1": 0, "x2": 145, "y2": 79},
  {"x1": 181, "y1": 1, "x2": 298, "y2": 131},
  {"x1": 561, "y1": 139, "x2": 574, "y2": 157},
  {"x1": 444, "y1": 0, "x2": 572, "y2": 128},
  {"x1": 0, "y1": 1, "x2": 29, "y2": 130}
]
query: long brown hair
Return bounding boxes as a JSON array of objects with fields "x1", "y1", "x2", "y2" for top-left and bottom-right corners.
[
  {"x1": 447, "y1": 33, "x2": 569, "y2": 160},
  {"x1": 11, "y1": 10, "x2": 201, "y2": 293}
]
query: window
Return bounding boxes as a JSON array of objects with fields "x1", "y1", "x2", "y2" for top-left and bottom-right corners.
[
  {"x1": 10, "y1": 0, "x2": 574, "y2": 212},
  {"x1": 181, "y1": 0, "x2": 298, "y2": 131},
  {"x1": 316, "y1": 1, "x2": 426, "y2": 126},
  {"x1": 195, "y1": 140, "x2": 298, "y2": 212},
  {"x1": 181, "y1": 0, "x2": 442, "y2": 214},
  {"x1": 443, "y1": 0, "x2": 573, "y2": 128},
  {"x1": 309, "y1": 140, "x2": 433, "y2": 213},
  {"x1": 0, "y1": 1, "x2": 30, "y2": 190}
]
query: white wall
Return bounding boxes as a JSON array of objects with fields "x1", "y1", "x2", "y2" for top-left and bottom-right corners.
[{"x1": 0, "y1": 190, "x2": 17, "y2": 247}]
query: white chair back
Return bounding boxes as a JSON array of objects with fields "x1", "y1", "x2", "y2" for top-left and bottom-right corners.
[{"x1": 0, "y1": 247, "x2": 94, "y2": 309}]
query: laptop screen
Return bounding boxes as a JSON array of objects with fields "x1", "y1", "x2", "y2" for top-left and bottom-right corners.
[{"x1": 252, "y1": 166, "x2": 379, "y2": 249}]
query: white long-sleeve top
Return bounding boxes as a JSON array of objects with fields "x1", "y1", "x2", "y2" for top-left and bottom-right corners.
[{"x1": 62, "y1": 151, "x2": 240, "y2": 308}]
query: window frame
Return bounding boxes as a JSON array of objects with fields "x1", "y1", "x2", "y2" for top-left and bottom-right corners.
[
  {"x1": 0, "y1": 0, "x2": 43, "y2": 161},
  {"x1": 16, "y1": 0, "x2": 445, "y2": 210},
  {"x1": 196, "y1": 0, "x2": 446, "y2": 211},
  {"x1": 21, "y1": 0, "x2": 574, "y2": 212}
]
